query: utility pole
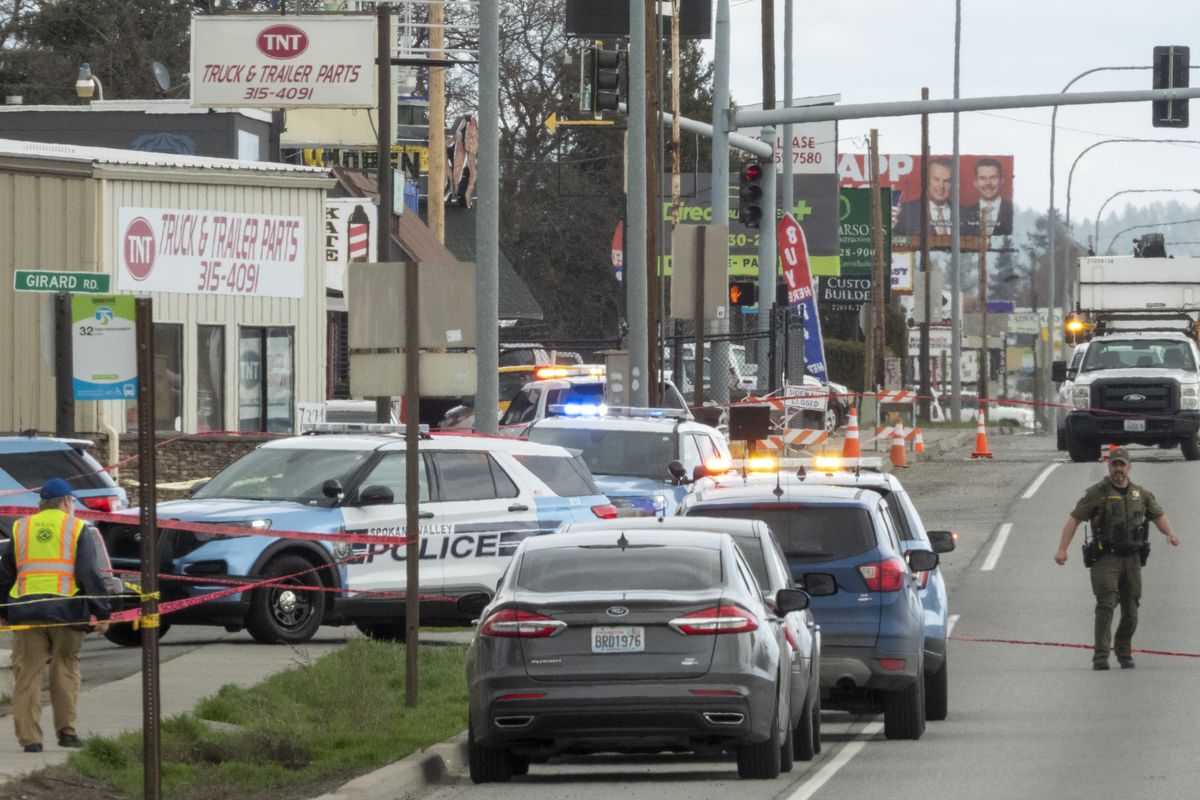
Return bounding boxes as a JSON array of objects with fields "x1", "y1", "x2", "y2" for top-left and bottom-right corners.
[
  {"x1": 429, "y1": 0, "x2": 446, "y2": 242},
  {"x1": 918, "y1": 87, "x2": 931, "y2": 422},
  {"x1": 758, "y1": 0, "x2": 775, "y2": 388},
  {"x1": 761, "y1": 0, "x2": 775, "y2": 113},
  {"x1": 645, "y1": 0, "x2": 661, "y2": 406},
  {"x1": 475, "y1": 0, "x2": 499, "y2": 431},
  {"x1": 627, "y1": 0, "x2": 648, "y2": 406},
  {"x1": 376, "y1": 6, "x2": 395, "y2": 425},
  {"x1": 869, "y1": 129, "x2": 885, "y2": 390},
  {"x1": 709, "y1": 0, "x2": 731, "y2": 405},
  {"x1": 978, "y1": 224, "x2": 990, "y2": 403}
]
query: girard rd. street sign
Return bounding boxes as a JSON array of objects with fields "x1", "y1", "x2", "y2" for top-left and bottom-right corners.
[{"x1": 14, "y1": 270, "x2": 111, "y2": 293}]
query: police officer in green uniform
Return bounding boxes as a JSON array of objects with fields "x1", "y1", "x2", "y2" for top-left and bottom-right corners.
[{"x1": 1054, "y1": 448, "x2": 1180, "y2": 670}]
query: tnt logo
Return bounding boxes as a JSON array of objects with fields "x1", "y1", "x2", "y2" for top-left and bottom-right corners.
[
  {"x1": 257, "y1": 24, "x2": 308, "y2": 59},
  {"x1": 123, "y1": 217, "x2": 156, "y2": 281}
]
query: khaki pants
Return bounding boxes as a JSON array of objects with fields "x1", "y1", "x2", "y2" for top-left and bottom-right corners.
[
  {"x1": 1090, "y1": 554, "x2": 1142, "y2": 660},
  {"x1": 10, "y1": 624, "x2": 84, "y2": 747}
]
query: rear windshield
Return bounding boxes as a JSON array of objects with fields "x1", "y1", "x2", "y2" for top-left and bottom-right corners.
[
  {"x1": 527, "y1": 427, "x2": 677, "y2": 479},
  {"x1": 0, "y1": 448, "x2": 113, "y2": 491},
  {"x1": 688, "y1": 505, "x2": 875, "y2": 561},
  {"x1": 516, "y1": 545, "x2": 721, "y2": 592},
  {"x1": 513, "y1": 454, "x2": 600, "y2": 497}
]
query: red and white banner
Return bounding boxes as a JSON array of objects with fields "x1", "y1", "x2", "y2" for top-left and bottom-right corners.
[
  {"x1": 191, "y1": 16, "x2": 376, "y2": 108},
  {"x1": 117, "y1": 207, "x2": 306, "y2": 298},
  {"x1": 779, "y1": 213, "x2": 813, "y2": 307}
]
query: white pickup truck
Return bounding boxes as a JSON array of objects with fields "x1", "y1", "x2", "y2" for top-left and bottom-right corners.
[{"x1": 1053, "y1": 254, "x2": 1200, "y2": 462}]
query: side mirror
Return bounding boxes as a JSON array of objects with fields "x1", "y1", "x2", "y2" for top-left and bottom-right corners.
[
  {"x1": 358, "y1": 485, "x2": 395, "y2": 507},
  {"x1": 322, "y1": 479, "x2": 344, "y2": 500},
  {"x1": 187, "y1": 480, "x2": 208, "y2": 497},
  {"x1": 801, "y1": 572, "x2": 838, "y2": 597},
  {"x1": 456, "y1": 592, "x2": 492, "y2": 617},
  {"x1": 907, "y1": 549, "x2": 940, "y2": 572},
  {"x1": 692, "y1": 464, "x2": 708, "y2": 482},
  {"x1": 775, "y1": 588, "x2": 810, "y2": 613},
  {"x1": 927, "y1": 530, "x2": 957, "y2": 554},
  {"x1": 667, "y1": 459, "x2": 689, "y2": 485},
  {"x1": 1051, "y1": 360, "x2": 1068, "y2": 383}
]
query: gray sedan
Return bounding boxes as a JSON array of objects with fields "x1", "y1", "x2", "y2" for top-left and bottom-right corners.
[{"x1": 461, "y1": 529, "x2": 810, "y2": 782}]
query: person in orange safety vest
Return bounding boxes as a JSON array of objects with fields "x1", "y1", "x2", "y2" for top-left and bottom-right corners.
[{"x1": 0, "y1": 478, "x2": 111, "y2": 753}]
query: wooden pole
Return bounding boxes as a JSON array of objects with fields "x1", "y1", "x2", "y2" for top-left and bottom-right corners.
[
  {"x1": 429, "y1": 1, "x2": 446, "y2": 242},
  {"x1": 869, "y1": 129, "x2": 886, "y2": 390}
]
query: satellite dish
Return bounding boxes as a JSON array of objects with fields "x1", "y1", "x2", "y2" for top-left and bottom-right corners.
[{"x1": 152, "y1": 62, "x2": 171, "y2": 93}]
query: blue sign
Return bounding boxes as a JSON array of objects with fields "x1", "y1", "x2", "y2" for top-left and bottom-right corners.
[{"x1": 986, "y1": 300, "x2": 1015, "y2": 314}]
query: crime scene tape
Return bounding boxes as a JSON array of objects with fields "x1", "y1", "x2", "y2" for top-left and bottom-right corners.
[
  {"x1": 112, "y1": 567, "x2": 462, "y2": 603},
  {"x1": 951, "y1": 635, "x2": 1200, "y2": 659},
  {"x1": 0, "y1": 505, "x2": 411, "y2": 547}
]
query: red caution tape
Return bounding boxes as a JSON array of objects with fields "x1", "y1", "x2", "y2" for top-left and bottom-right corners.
[{"x1": 951, "y1": 635, "x2": 1200, "y2": 659}]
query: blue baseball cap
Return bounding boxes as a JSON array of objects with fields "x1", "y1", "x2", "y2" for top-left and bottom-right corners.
[{"x1": 39, "y1": 478, "x2": 78, "y2": 500}]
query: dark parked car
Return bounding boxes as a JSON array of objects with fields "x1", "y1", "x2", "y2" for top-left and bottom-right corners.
[{"x1": 462, "y1": 528, "x2": 813, "y2": 782}]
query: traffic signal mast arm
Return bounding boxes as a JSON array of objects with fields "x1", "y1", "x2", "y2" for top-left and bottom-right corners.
[{"x1": 618, "y1": 102, "x2": 774, "y2": 158}]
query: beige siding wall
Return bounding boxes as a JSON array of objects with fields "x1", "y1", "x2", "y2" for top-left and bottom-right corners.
[
  {"x1": 1, "y1": 164, "x2": 327, "y2": 435},
  {"x1": 101, "y1": 178, "x2": 327, "y2": 433},
  {"x1": 0, "y1": 171, "x2": 99, "y2": 433}
]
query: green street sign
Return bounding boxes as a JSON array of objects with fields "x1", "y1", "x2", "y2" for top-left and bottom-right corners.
[{"x1": 13, "y1": 270, "x2": 111, "y2": 294}]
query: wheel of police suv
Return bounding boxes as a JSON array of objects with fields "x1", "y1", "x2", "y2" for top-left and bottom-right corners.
[
  {"x1": 245, "y1": 554, "x2": 326, "y2": 644},
  {"x1": 104, "y1": 621, "x2": 171, "y2": 648}
]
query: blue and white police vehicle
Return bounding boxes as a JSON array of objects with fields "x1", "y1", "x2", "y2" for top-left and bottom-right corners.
[
  {"x1": 98, "y1": 424, "x2": 616, "y2": 646},
  {"x1": 525, "y1": 405, "x2": 731, "y2": 516}
]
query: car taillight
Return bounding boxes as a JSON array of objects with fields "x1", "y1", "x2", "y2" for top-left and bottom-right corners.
[
  {"x1": 591, "y1": 504, "x2": 618, "y2": 519},
  {"x1": 670, "y1": 605, "x2": 758, "y2": 635},
  {"x1": 857, "y1": 558, "x2": 906, "y2": 592},
  {"x1": 81, "y1": 495, "x2": 120, "y2": 513},
  {"x1": 904, "y1": 550, "x2": 931, "y2": 590},
  {"x1": 480, "y1": 609, "x2": 566, "y2": 638}
]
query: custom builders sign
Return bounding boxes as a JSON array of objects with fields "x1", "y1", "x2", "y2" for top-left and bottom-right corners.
[{"x1": 116, "y1": 207, "x2": 305, "y2": 298}]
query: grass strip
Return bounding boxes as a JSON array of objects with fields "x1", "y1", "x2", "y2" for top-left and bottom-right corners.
[{"x1": 12, "y1": 639, "x2": 468, "y2": 800}]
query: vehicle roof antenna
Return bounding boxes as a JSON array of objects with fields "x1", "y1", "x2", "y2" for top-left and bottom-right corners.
[
  {"x1": 617, "y1": 532, "x2": 629, "y2": 550},
  {"x1": 773, "y1": 469, "x2": 785, "y2": 499},
  {"x1": 795, "y1": 464, "x2": 806, "y2": 482}
]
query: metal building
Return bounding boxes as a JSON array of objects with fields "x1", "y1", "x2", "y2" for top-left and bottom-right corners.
[{"x1": 0, "y1": 138, "x2": 334, "y2": 436}]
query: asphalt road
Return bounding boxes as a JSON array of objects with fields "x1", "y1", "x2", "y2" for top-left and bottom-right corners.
[{"x1": 417, "y1": 431, "x2": 1200, "y2": 800}]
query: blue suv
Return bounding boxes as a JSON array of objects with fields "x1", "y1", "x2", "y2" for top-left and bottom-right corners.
[
  {"x1": 680, "y1": 479, "x2": 938, "y2": 740},
  {"x1": 0, "y1": 434, "x2": 127, "y2": 537}
]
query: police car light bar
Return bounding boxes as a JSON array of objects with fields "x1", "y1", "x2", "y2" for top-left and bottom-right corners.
[
  {"x1": 302, "y1": 422, "x2": 430, "y2": 435},
  {"x1": 546, "y1": 404, "x2": 688, "y2": 420},
  {"x1": 728, "y1": 456, "x2": 884, "y2": 474}
]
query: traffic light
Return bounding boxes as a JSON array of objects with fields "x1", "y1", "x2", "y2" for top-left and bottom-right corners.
[
  {"x1": 591, "y1": 45, "x2": 622, "y2": 112},
  {"x1": 729, "y1": 281, "x2": 757, "y2": 307},
  {"x1": 1153, "y1": 45, "x2": 1190, "y2": 128},
  {"x1": 738, "y1": 159, "x2": 764, "y2": 228}
]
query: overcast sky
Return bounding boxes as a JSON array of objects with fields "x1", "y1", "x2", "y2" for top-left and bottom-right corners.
[{"x1": 709, "y1": 0, "x2": 1200, "y2": 243}]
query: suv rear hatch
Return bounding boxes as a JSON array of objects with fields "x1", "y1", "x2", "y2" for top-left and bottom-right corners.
[{"x1": 688, "y1": 503, "x2": 882, "y2": 647}]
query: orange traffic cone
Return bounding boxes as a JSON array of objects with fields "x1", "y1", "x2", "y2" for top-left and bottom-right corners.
[
  {"x1": 970, "y1": 411, "x2": 994, "y2": 459},
  {"x1": 913, "y1": 426, "x2": 925, "y2": 455},
  {"x1": 889, "y1": 421, "x2": 909, "y2": 468},
  {"x1": 842, "y1": 407, "x2": 862, "y2": 459}
]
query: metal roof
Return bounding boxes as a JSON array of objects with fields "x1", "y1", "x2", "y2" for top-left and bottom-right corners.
[{"x1": 0, "y1": 137, "x2": 327, "y2": 175}]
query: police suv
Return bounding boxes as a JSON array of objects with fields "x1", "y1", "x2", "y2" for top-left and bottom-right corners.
[
  {"x1": 98, "y1": 425, "x2": 616, "y2": 645},
  {"x1": 526, "y1": 405, "x2": 732, "y2": 516}
]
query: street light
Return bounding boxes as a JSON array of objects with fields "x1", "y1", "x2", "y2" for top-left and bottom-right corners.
[
  {"x1": 1094, "y1": 188, "x2": 1200, "y2": 251},
  {"x1": 1065, "y1": 138, "x2": 1200, "y2": 233},
  {"x1": 75, "y1": 63, "x2": 103, "y2": 101}
]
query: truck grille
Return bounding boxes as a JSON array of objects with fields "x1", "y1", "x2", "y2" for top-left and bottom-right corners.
[{"x1": 1093, "y1": 380, "x2": 1175, "y2": 414}]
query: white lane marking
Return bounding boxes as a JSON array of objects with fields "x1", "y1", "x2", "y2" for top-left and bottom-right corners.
[
  {"x1": 1021, "y1": 464, "x2": 1060, "y2": 499},
  {"x1": 980, "y1": 523, "x2": 1013, "y2": 572},
  {"x1": 947, "y1": 614, "x2": 960, "y2": 636},
  {"x1": 786, "y1": 721, "x2": 884, "y2": 800}
]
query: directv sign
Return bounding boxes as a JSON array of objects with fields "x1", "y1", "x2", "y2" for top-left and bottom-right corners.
[{"x1": 566, "y1": 0, "x2": 712, "y2": 39}]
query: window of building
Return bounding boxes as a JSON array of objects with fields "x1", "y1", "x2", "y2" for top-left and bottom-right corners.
[
  {"x1": 197, "y1": 325, "x2": 225, "y2": 432},
  {"x1": 239, "y1": 327, "x2": 294, "y2": 433},
  {"x1": 127, "y1": 323, "x2": 183, "y2": 433}
]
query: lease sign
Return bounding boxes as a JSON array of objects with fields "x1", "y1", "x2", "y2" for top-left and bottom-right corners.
[
  {"x1": 116, "y1": 207, "x2": 306, "y2": 298},
  {"x1": 779, "y1": 213, "x2": 829, "y2": 382}
]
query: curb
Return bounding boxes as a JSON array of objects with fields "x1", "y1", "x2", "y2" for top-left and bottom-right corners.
[{"x1": 312, "y1": 732, "x2": 467, "y2": 800}]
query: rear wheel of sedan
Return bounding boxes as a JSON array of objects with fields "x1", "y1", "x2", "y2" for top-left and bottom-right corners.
[
  {"x1": 792, "y1": 692, "x2": 816, "y2": 762},
  {"x1": 468, "y1": 717, "x2": 514, "y2": 783},
  {"x1": 736, "y1": 701, "x2": 782, "y2": 779},
  {"x1": 245, "y1": 554, "x2": 326, "y2": 644},
  {"x1": 883, "y1": 672, "x2": 926, "y2": 740},
  {"x1": 925, "y1": 657, "x2": 949, "y2": 721}
]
